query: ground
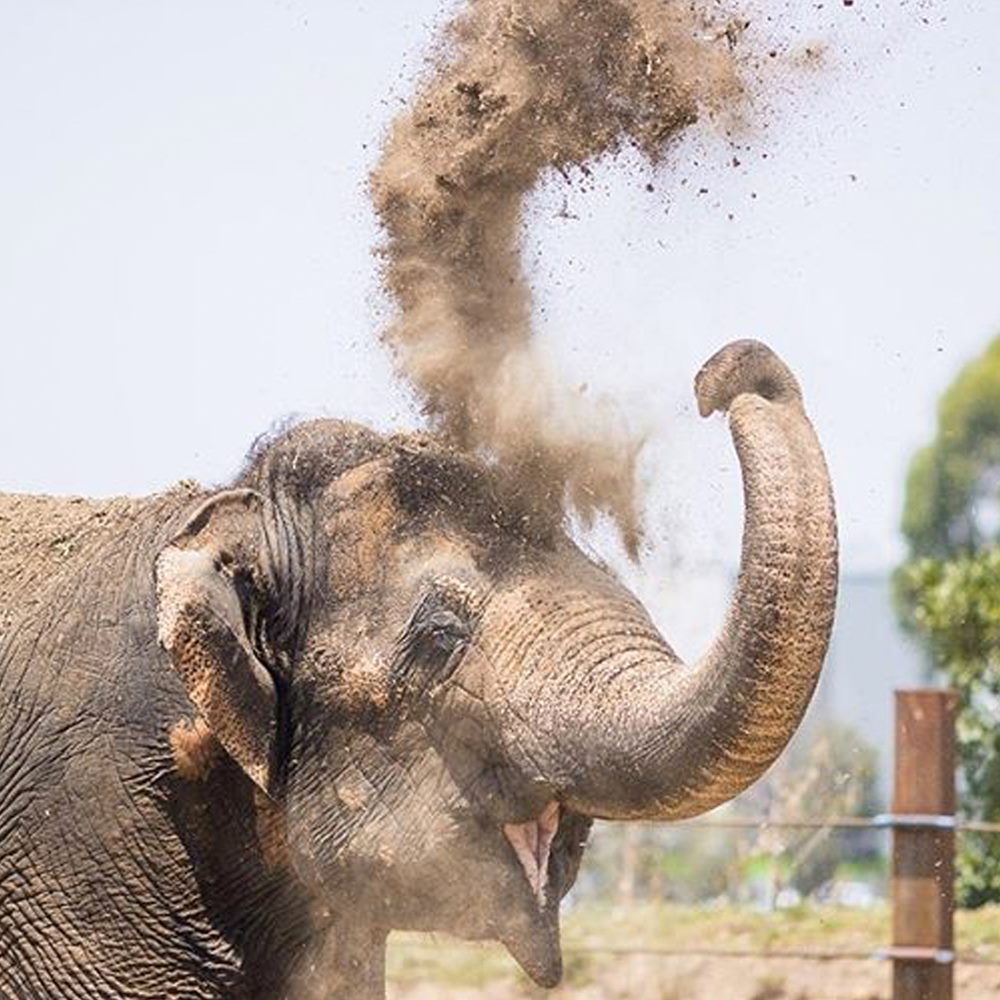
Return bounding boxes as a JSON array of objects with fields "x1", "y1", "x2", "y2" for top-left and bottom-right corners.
[{"x1": 386, "y1": 903, "x2": 1000, "y2": 999}]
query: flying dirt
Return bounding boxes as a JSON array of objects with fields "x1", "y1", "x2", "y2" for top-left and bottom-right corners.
[{"x1": 371, "y1": 0, "x2": 742, "y2": 555}]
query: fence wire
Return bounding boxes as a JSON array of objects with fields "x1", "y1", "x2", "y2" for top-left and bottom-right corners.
[
  {"x1": 393, "y1": 939, "x2": 1000, "y2": 968},
  {"x1": 391, "y1": 812, "x2": 1000, "y2": 972},
  {"x1": 666, "y1": 815, "x2": 1000, "y2": 834}
]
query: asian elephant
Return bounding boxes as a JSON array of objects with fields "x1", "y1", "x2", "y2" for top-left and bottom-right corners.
[{"x1": 0, "y1": 340, "x2": 837, "y2": 998}]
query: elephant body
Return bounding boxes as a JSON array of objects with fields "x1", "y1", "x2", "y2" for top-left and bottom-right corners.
[
  {"x1": 0, "y1": 343, "x2": 838, "y2": 999},
  {"x1": 0, "y1": 489, "x2": 318, "y2": 997}
]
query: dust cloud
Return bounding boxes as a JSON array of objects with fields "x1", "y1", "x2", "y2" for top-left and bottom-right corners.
[{"x1": 371, "y1": 0, "x2": 743, "y2": 556}]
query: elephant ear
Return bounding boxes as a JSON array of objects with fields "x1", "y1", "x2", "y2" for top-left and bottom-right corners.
[{"x1": 155, "y1": 489, "x2": 278, "y2": 795}]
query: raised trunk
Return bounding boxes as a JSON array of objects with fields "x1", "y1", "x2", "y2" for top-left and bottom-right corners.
[
  {"x1": 521, "y1": 341, "x2": 838, "y2": 821},
  {"x1": 641, "y1": 340, "x2": 838, "y2": 819}
]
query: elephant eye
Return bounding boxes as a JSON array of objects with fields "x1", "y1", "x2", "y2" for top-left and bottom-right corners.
[
  {"x1": 422, "y1": 607, "x2": 470, "y2": 650},
  {"x1": 392, "y1": 589, "x2": 476, "y2": 690},
  {"x1": 408, "y1": 592, "x2": 473, "y2": 654}
]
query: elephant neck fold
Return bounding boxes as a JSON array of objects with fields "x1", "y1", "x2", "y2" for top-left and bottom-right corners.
[{"x1": 288, "y1": 914, "x2": 388, "y2": 999}]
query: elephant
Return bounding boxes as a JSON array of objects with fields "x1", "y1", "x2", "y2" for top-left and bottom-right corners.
[{"x1": 0, "y1": 340, "x2": 837, "y2": 999}]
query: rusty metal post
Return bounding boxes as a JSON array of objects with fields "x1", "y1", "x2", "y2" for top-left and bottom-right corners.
[{"x1": 891, "y1": 689, "x2": 957, "y2": 1000}]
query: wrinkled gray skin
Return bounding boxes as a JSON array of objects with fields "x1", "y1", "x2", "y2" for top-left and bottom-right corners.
[{"x1": 0, "y1": 341, "x2": 837, "y2": 999}]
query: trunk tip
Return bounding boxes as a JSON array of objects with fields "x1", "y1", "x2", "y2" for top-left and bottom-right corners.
[{"x1": 695, "y1": 339, "x2": 802, "y2": 417}]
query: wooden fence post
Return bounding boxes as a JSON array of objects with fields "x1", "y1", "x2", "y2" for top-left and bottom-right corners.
[{"x1": 891, "y1": 689, "x2": 958, "y2": 1000}]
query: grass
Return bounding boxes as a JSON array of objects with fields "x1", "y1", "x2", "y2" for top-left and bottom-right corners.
[{"x1": 386, "y1": 902, "x2": 1000, "y2": 991}]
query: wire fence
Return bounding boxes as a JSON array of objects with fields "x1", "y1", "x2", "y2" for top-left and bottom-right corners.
[
  {"x1": 602, "y1": 812, "x2": 1000, "y2": 967},
  {"x1": 670, "y1": 815, "x2": 1000, "y2": 834},
  {"x1": 394, "y1": 939, "x2": 1000, "y2": 967},
  {"x1": 398, "y1": 939, "x2": 1000, "y2": 968},
  {"x1": 390, "y1": 811, "x2": 1000, "y2": 969}
]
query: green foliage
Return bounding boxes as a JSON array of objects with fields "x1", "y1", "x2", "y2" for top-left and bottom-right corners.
[
  {"x1": 897, "y1": 334, "x2": 1000, "y2": 906},
  {"x1": 901, "y1": 336, "x2": 1000, "y2": 558}
]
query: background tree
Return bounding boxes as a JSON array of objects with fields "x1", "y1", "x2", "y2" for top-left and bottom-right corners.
[
  {"x1": 749, "y1": 723, "x2": 880, "y2": 906},
  {"x1": 896, "y1": 334, "x2": 1000, "y2": 906}
]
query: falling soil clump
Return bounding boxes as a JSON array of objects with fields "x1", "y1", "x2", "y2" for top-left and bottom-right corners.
[{"x1": 372, "y1": 0, "x2": 742, "y2": 555}]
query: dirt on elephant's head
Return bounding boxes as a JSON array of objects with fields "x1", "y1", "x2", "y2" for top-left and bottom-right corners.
[
  {"x1": 0, "y1": 494, "x2": 119, "y2": 639},
  {"x1": 0, "y1": 488, "x2": 200, "y2": 644},
  {"x1": 371, "y1": 0, "x2": 743, "y2": 556}
]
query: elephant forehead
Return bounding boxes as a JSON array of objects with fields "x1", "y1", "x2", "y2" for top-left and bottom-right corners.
[
  {"x1": 486, "y1": 556, "x2": 640, "y2": 613},
  {"x1": 393, "y1": 533, "x2": 483, "y2": 590},
  {"x1": 324, "y1": 495, "x2": 493, "y2": 606},
  {"x1": 322, "y1": 480, "x2": 400, "y2": 599}
]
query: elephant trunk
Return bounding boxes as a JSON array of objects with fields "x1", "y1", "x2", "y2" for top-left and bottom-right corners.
[{"x1": 503, "y1": 341, "x2": 838, "y2": 821}]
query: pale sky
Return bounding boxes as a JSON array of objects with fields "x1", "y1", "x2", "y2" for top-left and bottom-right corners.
[{"x1": 3, "y1": 0, "x2": 999, "y2": 614}]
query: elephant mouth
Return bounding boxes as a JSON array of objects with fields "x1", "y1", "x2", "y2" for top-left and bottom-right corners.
[
  {"x1": 502, "y1": 800, "x2": 559, "y2": 904},
  {"x1": 498, "y1": 800, "x2": 562, "y2": 990},
  {"x1": 494, "y1": 804, "x2": 589, "y2": 989}
]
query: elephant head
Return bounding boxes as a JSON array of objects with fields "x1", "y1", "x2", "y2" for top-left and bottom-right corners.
[{"x1": 154, "y1": 340, "x2": 837, "y2": 990}]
